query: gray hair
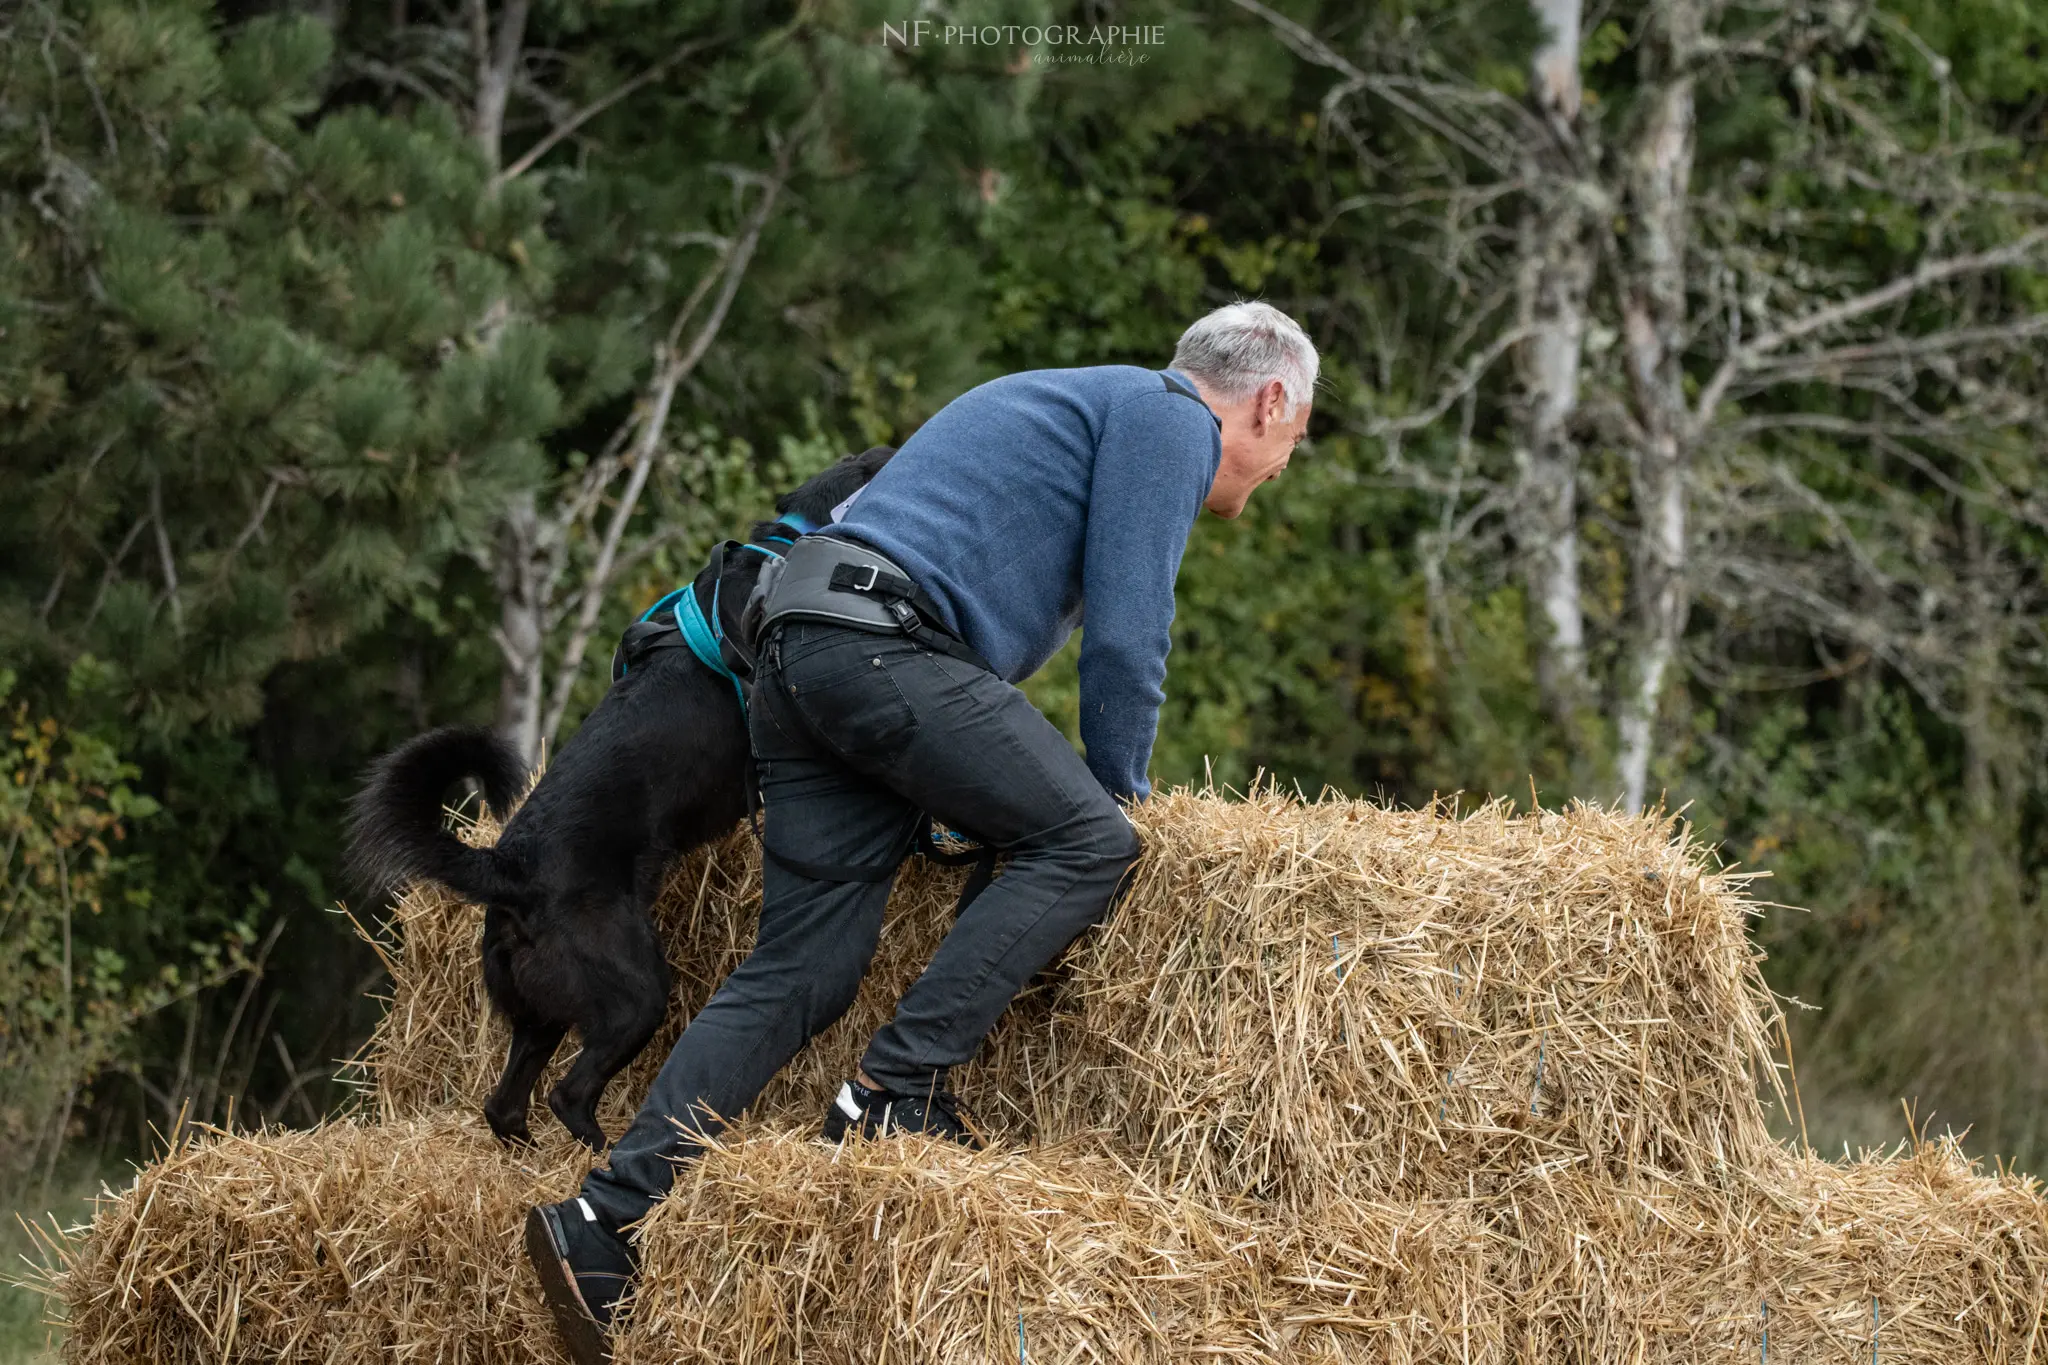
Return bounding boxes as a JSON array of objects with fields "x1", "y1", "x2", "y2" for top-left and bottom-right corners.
[{"x1": 1170, "y1": 301, "x2": 1319, "y2": 414}]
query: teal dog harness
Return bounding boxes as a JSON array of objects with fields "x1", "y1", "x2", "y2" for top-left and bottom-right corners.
[{"x1": 611, "y1": 525, "x2": 808, "y2": 709}]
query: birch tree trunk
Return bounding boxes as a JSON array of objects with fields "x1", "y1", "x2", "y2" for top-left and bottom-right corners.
[
  {"x1": 1613, "y1": 0, "x2": 1703, "y2": 813},
  {"x1": 466, "y1": 0, "x2": 528, "y2": 169},
  {"x1": 488, "y1": 146, "x2": 798, "y2": 764},
  {"x1": 451, "y1": 1, "x2": 796, "y2": 765},
  {"x1": 1514, "y1": 0, "x2": 1594, "y2": 741},
  {"x1": 494, "y1": 491, "x2": 550, "y2": 764},
  {"x1": 1529, "y1": 0, "x2": 1582, "y2": 123}
]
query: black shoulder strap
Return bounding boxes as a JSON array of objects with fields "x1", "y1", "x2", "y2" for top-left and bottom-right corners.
[{"x1": 1161, "y1": 371, "x2": 1203, "y2": 403}]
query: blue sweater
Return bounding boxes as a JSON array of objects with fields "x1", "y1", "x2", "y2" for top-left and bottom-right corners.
[{"x1": 832, "y1": 365, "x2": 1221, "y2": 801}]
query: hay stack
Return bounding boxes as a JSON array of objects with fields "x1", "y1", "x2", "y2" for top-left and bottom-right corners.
[
  {"x1": 44, "y1": 790, "x2": 2048, "y2": 1361},
  {"x1": 1021, "y1": 791, "x2": 1782, "y2": 1207},
  {"x1": 614, "y1": 1131, "x2": 1276, "y2": 1364},
  {"x1": 51, "y1": 1121, "x2": 2043, "y2": 1363},
  {"x1": 1270, "y1": 1138, "x2": 2048, "y2": 1361},
  {"x1": 365, "y1": 790, "x2": 1782, "y2": 1206},
  {"x1": 48, "y1": 1116, "x2": 586, "y2": 1364},
  {"x1": 1476, "y1": 1140, "x2": 2048, "y2": 1361},
  {"x1": 359, "y1": 825, "x2": 972, "y2": 1146}
]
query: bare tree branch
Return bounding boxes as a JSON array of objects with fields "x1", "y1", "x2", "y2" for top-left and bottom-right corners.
[
  {"x1": 82, "y1": 513, "x2": 148, "y2": 631},
  {"x1": 1730, "y1": 314, "x2": 2048, "y2": 393},
  {"x1": 1225, "y1": 0, "x2": 1538, "y2": 170},
  {"x1": 222, "y1": 467, "x2": 306, "y2": 567},
  {"x1": 536, "y1": 134, "x2": 797, "y2": 745},
  {"x1": 150, "y1": 472, "x2": 183, "y2": 635},
  {"x1": 494, "y1": 39, "x2": 713, "y2": 186},
  {"x1": 465, "y1": 0, "x2": 531, "y2": 166},
  {"x1": 1361, "y1": 324, "x2": 1533, "y2": 445},
  {"x1": 1691, "y1": 227, "x2": 2048, "y2": 433}
]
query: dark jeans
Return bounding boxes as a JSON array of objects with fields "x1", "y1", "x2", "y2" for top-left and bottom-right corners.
[{"x1": 579, "y1": 620, "x2": 1140, "y2": 1232}]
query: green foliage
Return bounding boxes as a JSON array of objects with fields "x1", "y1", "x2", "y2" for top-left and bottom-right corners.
[
  {"x1": 0, "y1": 0, "x2": 2044, "y2": 1189},
  {"x1": 0, "y1": 1158, "x2": 100, "y2": 1364},
  {"x1": 2, "y1": 0, "x2": 554, "y2": 738},
  {"x1": 0, "y1": 668, "x2": 244, "y2": 1197}
]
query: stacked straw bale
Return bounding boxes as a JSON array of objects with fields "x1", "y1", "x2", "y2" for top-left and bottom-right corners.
[
  {"x1": 614, "y1": 1131, "x2": 1278, "y2": 1363},
  {"x1": 44, "y1": 790, "x2": 2048, "y2": 1361},
  {"x1": 366, "y1": 791, "x2": 1784, "y2": 1201},
  {"x1": 1280, "y1": 1146, "x2": 2048, "y2": 1360},
  {"x1": 52, "y1": 1116, "x2": 584, "y2": 1364}
]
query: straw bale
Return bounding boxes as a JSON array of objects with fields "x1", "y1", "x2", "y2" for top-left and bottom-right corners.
[
  {"x1": 607, "y1": 1131, "x2": 2041, "y2": 1362},
  {"x1": 1011, "y1": 789, "x2": 1783, "y2": 1210},
  {"x1": 45, "y1": 1119, "x2": 2048, "y2": 1364},
  {"x1": 1735, "y1": 1143, "x2": 2048, "y2": 1362},
  {"x1": 48, "y1": 1115, "x2": 588, "y2": 1364},
  {"x1": 357, "y1": 823, "x2": 977, "y2": 1143},
  {"x1": 361, "y1": 789, "x2": 1783, "y2": 1209},
  {"x1": 1282, "y1": 1140, "x2": 2048, "y2": 1362},
  {"x1": 612, "y1": 1129, "x2": 1279, "y2": 1363}
]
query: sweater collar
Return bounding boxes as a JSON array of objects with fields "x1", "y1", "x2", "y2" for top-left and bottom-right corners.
[{"x1": 1162, "y1": 368, "x2": 1223, "y2": 429}]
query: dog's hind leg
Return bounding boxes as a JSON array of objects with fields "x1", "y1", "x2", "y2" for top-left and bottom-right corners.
[
  {"x1": 484, "y1": 1018, "x2": 568, "y2": 1147},
  {"x1": 547, "y1": 982, "x2": 668, "y2": 1153}
]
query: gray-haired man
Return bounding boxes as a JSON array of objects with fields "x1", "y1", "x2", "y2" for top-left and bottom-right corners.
[{"x1": 527, "y1": 301, "x2": 1318, "y2": 1364}]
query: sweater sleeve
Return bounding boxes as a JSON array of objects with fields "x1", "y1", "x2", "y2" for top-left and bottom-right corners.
[{"x1": 1076, "y1": 387, "x2": 1220, "y2": 801}]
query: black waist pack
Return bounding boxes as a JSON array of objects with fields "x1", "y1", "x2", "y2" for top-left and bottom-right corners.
[{"x1": 745, "y1": 534, "x2": 991, "y2": 674}]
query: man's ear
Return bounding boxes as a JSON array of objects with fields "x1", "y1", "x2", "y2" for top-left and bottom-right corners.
[{"x1": 1253, "y1": 379, "x2": 1286, "y2": 432}]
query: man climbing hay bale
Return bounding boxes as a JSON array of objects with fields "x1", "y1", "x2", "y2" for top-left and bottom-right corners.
[{"x1": 525, "y1": 302, "x2": 1319, "y2": 1362}]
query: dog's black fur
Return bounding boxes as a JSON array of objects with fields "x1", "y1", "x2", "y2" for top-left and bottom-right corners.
[{"x1": 346, "y1": 446, "x2": 895, "y2": 1150}]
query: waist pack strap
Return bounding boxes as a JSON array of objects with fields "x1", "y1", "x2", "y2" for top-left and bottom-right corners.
[
  {"x1": 761, "y1": 535, "x2": 993, "y2": 674},
  {"x1": 758, "y1": 807, "x2": 918, "y2": 884},
  {"x1": 825, "y1": 561, "x2": 994, "y2": 674}
]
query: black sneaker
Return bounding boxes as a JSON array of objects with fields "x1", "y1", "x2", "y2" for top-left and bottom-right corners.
[
  {"x1": 525, "y1": 1197, "x2": 638, "y2": 1365},
  {"x1": 820, "y1": 1079, "x2": 983, "y2": 1148}
]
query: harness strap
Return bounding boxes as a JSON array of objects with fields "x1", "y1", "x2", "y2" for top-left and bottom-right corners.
[
  {"x1": 957, "y1": 848, "x2": 999, "y2": 915},
  {"x1": 916, "y1": 819, "x2": 1000, "y2": 916},
  {"x1": 616, "y1": 535, "x2": 794, "y2": 692},
  {"x1": 676, "y1": 573, "x2": 745, "y2": 712},
  {"x1": 824, "y1": 562, "x2": 994, "y2": 673}
]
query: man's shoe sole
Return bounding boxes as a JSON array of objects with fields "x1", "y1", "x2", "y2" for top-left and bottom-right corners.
[{"x1": 524, "y1": 1205, "x2": 612, "y2": 1365}]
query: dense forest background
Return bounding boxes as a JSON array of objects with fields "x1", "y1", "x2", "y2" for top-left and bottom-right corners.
[{"x1": 4, "y1": 0, "x2": 2047, "y2": 1343}]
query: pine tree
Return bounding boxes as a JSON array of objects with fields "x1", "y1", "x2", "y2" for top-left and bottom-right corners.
[
  {"x1": 2, "y1": 0, "x2": 560, "y2": 737},
  {"x1": 0, "y1": 0, "x2": 573, "y2": 1131}
]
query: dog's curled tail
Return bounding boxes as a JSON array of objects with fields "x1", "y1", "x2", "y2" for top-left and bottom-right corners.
[{"x1": 346, "y1": 726, "x2": 530, "y2": 906}]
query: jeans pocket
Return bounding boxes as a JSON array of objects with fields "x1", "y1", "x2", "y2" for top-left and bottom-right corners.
[{"x1": 788, "y1": 645, "x2": 921, "y2": 761}]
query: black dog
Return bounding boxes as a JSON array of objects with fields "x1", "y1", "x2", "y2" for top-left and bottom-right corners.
[{"x1": 346, "y1": 446, "x2": 895, "y2": 1150}]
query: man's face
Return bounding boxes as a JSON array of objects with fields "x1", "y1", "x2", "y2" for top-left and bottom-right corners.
[{"x1": 1204, "y1": 381, "x2": 1310, "y2": 519}]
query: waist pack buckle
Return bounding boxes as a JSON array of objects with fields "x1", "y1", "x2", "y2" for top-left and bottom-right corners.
[{"x1": 884, "y1": 597, "x2": 920, "y2": 632}]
